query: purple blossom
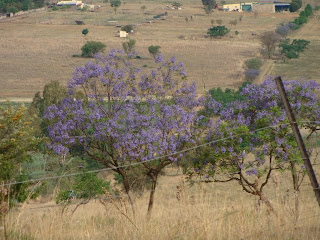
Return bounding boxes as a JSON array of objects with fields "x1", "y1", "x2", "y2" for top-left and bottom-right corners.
[
  {"x1": 246, "y1": 169, "x2": 258, "y2": 176},
  {"x1": 45, "y1": 50, "x2": 210, "y2": 171},
  {"x1": 155, "y1": 54, "x2": 164, "y2": 63}
]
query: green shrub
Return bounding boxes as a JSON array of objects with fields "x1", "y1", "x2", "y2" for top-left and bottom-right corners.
[
  {"x1": 244, "y1": 58, "x2": 263, "y2": 70},
  {"x1": 200, "y1": 81, "x2": 251, "y2": 118},
  {"x1": 56, "y1": 173, "x2": 110, "y2": 203},
  {"x1": 207, "y1": 26, "x2": 230, "y2": 38},
  {"x1": 148, "y1": 45, "x2": 161, "y2": 59},
  {"x1": 81, "y1": 41, "x2": 106, "y2": 57}
]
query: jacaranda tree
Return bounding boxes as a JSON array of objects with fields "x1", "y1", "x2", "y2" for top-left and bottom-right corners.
[
  {"x1": 45, "y1": 50, "x2": 207, "y2": 215},
  {"x1": 187, "y1": 77, "x2": 320, "y2": 211}
]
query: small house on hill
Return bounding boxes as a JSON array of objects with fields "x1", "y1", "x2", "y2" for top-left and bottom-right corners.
[
  {"x1": 119, "y1": 31, "x2": 128, "y2": 38},
  {"x1": 57, "y1": 1, "x2": 83, "y2": 7}
]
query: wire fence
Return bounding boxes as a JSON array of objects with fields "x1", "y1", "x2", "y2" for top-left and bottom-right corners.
[
  {"x1": 2, "y1": 120, "x2": 320, "y2": 234},
  {"x1": 3, "y1": 121, "x2": 320, "y2": 187}
]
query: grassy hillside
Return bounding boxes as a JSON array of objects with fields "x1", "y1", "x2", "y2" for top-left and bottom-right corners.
[{"x1": 0, "y1": 1, "x2": 297, "y2": 98}]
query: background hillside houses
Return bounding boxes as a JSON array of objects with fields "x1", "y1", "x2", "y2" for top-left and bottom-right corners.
[{"x1": 223, "y1": 1, "x2": 291, "y2": 12}]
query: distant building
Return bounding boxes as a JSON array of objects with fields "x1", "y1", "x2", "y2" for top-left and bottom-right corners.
[
  {"x1": 119, "y1": 31, "x2": 128, "y2": 38},
  {"x1": 57, "y1": 1, "x2": 83, "y2": 6},
  {"x1": 223, "y1": 1, "x2": 290, "y2": 12}
]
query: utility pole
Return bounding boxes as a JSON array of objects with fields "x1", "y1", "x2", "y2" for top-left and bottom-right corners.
[{"x1": 275, "y1": 76, "x2": 320, "y2": 207}]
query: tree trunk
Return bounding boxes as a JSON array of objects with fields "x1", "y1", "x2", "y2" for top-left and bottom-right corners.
[
  {"x1": 290, "y1": 161, "x2": 300, "y2": 222},
  {"x1": 259, "y1": 191, "x2": 276, "y2": 215},
  {"x1": 2, "y1": 213, "x2": 7, "y2": 240},
  {"x1": 147, "y1": 173, "x2": 158, "y2": 218},
  {"x1": 120, "y1": 171, "x2": 136, "y2": 215}
]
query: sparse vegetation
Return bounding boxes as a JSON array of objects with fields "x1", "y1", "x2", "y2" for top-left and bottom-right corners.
[
  {"x1": 259, "y1": 31, "x2": 281, "y2": 59},
  {"x1": 122, "y1": 38, "x2": 136, "y2": 56},
  {"x1": 216, "y1": 19, "x2": 223, "y2": 25},
  {"x1": 229, "y1": 19, "x2": 238, "y2": 27},
  {"x1": 121, "y1": 24, "x2": 133, "y2": 33}
]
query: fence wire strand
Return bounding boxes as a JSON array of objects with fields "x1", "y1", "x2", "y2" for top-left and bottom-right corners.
[{"x1": 2, "y1": 123, "x2": 285, "y2": 187}]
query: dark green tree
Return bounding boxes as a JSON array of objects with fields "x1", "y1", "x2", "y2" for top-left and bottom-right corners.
[
  {"x1": 7, "y1": 6, "x2": 18, "y2": 13},
  {"x1": 305, "y1": 4, "x2": 313, "y2": 16},
  {"x1": 121, "y1": 24, "x2": 133, "y2": 33},
  {"x1": 279, "y1": 38, "x2": 310, "y2": 62},
  {"x1": 82, "y1": 28, "x2": 89, "y2": 37},
  {"x1": 110, "y1": 0, "x2": 121, "y2": 13},
  {"x1": 290, "y1": 1, "x2": 300, "y2": 12}
]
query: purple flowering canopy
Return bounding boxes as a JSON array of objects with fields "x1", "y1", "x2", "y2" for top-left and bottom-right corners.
[
  {"x1": 189, "y1": 77, "x2": 320, "y2": 205},
  {"x1": 45, "y1": 50, "x2": 206, "y2": 212}
]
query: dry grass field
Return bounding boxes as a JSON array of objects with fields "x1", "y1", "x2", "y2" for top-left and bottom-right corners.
[
  {"x1": 5, "y1": 164, "x2": 320, "y2": 240},
  {"x1": 0, "y1": 1, "x2": 298, "y2": 99}
]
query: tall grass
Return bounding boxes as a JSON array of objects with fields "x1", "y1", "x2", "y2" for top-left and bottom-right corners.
[{"x1": 5, "y1": 166, "x2": 320, "y2": 240}]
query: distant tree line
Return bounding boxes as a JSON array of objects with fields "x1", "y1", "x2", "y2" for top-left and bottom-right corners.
[{"x1": 0, "y1": 0, "x2": 44, "y2": 14}]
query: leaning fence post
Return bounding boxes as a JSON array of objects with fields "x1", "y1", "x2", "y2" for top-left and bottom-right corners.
[{"x1": 275, "y1": 76, "x2": 320, "y2": 207}]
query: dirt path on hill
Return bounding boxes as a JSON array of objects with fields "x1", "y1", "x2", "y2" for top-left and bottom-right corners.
[
  {"x1": 257, "y1": 12, "x2": 319, "y2": 83},
  {"x1": 257, "y1": 59, "x2": 274, "y2": 83}
]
